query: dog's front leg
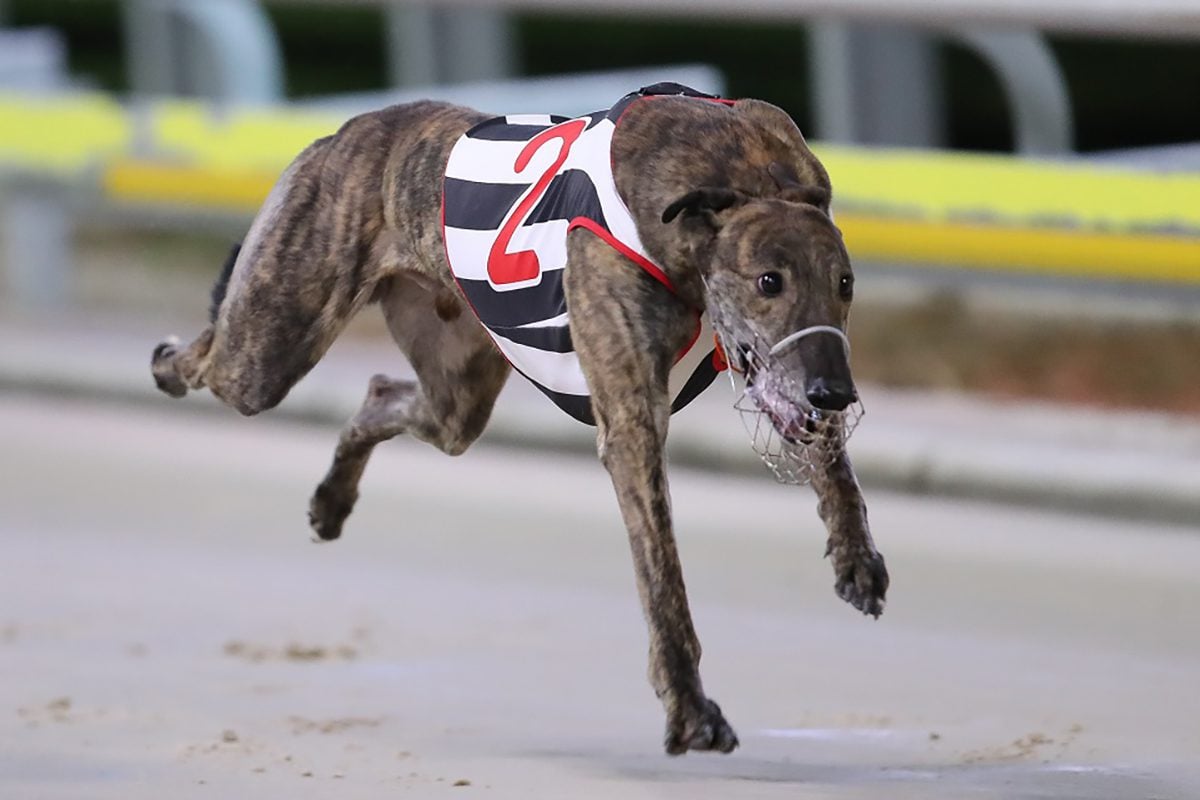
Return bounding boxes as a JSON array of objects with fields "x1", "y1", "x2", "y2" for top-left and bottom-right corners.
[
  {"x1": 596, "y1": 411, "x2": 737, "y2": 754},
  {"x1": 565, "y1": 234, "x2": 738, "y2": 756},
  {"x1": 811, "y1": 442, "x2": 888, "y2": 617}
]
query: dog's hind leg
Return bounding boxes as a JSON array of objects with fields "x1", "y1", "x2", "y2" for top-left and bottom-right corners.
[
  {"x1": 565, "y1": 232, "x2": 739, "y2": 756},
  {"x1": 150, "y1": 130, "x2": 393, "y2": 416},
  {"x1": 811, "y1": 439, "x2": 889, "y2": 617},
  {"x1": 308, "y1": 274, "x2": 509, "y2": 541}
]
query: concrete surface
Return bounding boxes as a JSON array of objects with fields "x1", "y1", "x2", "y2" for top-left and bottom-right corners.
[
  {"x1": 1, "y1": 309, "x2": 1198, "y2": 526},
  {"x1": 1, "y1": 394, "x2": 1198, "y2": 798}
]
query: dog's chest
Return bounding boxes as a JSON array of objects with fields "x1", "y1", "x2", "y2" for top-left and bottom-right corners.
[{"x1": 441, "y1": 107, "x2": 721, "y2": 425}]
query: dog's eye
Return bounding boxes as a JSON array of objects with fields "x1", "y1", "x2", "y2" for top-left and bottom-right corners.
[
  {"x1": 757, "y1": 271, "x2": 783, "y2": 297},
  {"x1": 838, "y1": 274, "x2": 854, "y2": 301}
]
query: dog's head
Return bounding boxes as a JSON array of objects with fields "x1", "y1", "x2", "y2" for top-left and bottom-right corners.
[{"x1": 662, "y1": 167, "x2": 855, "y2": 444}]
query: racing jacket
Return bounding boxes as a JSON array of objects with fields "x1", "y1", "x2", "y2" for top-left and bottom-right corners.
[{"x1": 442, "y1": 84, "x2": 726, "y2": 424}]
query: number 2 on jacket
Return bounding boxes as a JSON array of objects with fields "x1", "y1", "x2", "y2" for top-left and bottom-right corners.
[{"x1": 487, "y1": 119, "x2": 588, "y2": 287}]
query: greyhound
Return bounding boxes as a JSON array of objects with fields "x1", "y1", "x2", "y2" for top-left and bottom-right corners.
[{"x1": 150, "y1": 84, "x2": 888, "y2": 756}]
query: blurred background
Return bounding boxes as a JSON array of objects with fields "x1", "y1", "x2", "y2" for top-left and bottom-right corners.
[
  {"x1": 2, "y1": 0, "x2": 1199, "y2": 409},
  {"x1": 2, "y1": 2, "x2": 1199, "y2": 797}
]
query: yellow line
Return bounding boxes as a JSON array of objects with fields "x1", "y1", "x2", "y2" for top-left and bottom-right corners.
[
  {"x1": 816, "y1": 145, "x2": 1200, "y2": 234},
  {"x1": 150, "y1": 99, "x2": 341, "y2": 171},
  {"x1": 8, "y1": 91, "x2": 1196, "y2": 285},
  {"x1": 105, "y1": 161, "x2": 1200, "y2": 284},
  {"x1": 103, "y1": 161, "x2": 276, "y2": 212},
  {"x1": 838, "y1": 214, "x2": 1200, "y2": 284},
  {"x1": 0, "y1": 93, "x2": 130, "y2": 173},
  {"x1": 9, "y1": 92, "x2": 1200, "y2": 232},
  {"x1": 9, "y1": 91, "x2": 1200, "y2": 235}
]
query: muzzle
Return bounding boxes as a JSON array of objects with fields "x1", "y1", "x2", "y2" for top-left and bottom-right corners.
[{"x1": 717, "y1": 322, "x2": 864, "y2": 485}]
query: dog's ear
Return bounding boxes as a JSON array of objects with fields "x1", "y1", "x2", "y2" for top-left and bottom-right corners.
[
  {"x1": 768, "y1": 161, "x2": 830, "y2": 208},
  {"x1": 661, "y1": 188, "x2": 745, "y2": 226}
]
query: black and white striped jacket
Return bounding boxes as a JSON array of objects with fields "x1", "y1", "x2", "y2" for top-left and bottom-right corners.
[{"x1": 442, "y1": 85, "x2": 725, "y2": 424}]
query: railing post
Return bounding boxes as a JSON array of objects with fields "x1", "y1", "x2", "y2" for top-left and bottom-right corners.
[
  {"x1": 809, "y1": 20, "x2": 945, "y2": 148},
  {"x1": 383, "y1": 3, "x2": 514, "y2": 88},
  {"x1": 810, "y1": 21, "x2": 1071, "y2": 154},
  {"x1": 2, "y1": 181, "x2": 72, "y2": 310},
  {"x1": 950, "y1": 28, "x2": 1074, "y2": 155},
  {"x1": 121, "y1": 0, "x2": 283, "y2": 103},
  {"x1": 122, "y1": 0, "x2": 177, "y2": 97},
  {"x1": 0, "y1": 26, "x2": 73, "y2": 309},
  {"x1": 440, "y1": 8, "x2": 516, "y2": 84},
  {"x1": 385, "y1": 3, "x2": 439, "y2": 88}
]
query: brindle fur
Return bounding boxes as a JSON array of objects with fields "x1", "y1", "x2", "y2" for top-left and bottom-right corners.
[{"x1": 151, "y1": 95, "x2": 888, "y2": 756}]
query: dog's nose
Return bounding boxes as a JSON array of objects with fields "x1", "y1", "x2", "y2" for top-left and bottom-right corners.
[{"x1": 806, "y1": 376, "x2": 857, "y2": 411}]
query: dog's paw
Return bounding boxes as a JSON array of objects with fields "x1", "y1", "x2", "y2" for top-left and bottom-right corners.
[
  {"x1": 664, "y1": 697, "x2": 739, "y2": 756},
  {"x1": 308, "y1": 482, "x2": 357, "y2": 542},
  {"x1": 150, "y1": 337, "x2": 188, "y2": 398},
  {"x1": 828, "y1": 542, "x2": 889, "y2": 618}
]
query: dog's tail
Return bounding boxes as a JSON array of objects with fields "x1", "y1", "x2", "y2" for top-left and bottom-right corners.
[{"x1": 209, "y1": 243, "x2": 241, "y2": 323}]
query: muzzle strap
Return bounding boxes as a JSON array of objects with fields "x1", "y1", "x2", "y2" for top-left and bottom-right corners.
[
  {"x1": 705, "y1": 311, "x2": 863, "y2": 486},
  {"x1": 768, "y1": 325, "x2": 851, "y2": 358}
]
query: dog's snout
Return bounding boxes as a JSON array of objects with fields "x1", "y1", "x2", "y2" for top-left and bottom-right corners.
[{"x1": 805, "y1": 376, "x2": 857, "y2": 412}]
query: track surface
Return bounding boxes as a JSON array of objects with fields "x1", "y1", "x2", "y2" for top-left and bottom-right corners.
[{"x1": 2, "y1": 394, "x2": 1198, "y2": 799}]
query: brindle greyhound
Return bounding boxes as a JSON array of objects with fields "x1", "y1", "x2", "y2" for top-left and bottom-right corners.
[{"x1": 150, "y1": 90, "x2": 888, "y2": 755}]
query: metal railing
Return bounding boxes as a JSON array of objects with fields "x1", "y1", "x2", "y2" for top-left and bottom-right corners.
[
  {"x1": 2, "y1": 0, "x2": 1199, "y2": 309},
  {"x1": 102, "y1": 1, "x2": 1085, "y2": 153},
  {"x1": 251, "y1": 0, "x2": 1200, "y2": 39},
  {"x1": 3, "y1": 87, "x2": 1198, "y2": 307}
]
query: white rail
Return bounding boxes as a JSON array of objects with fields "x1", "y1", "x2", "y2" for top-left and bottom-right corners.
[{"x1": 281, "y1": 0, "x2": 1200, "y2": 39}]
